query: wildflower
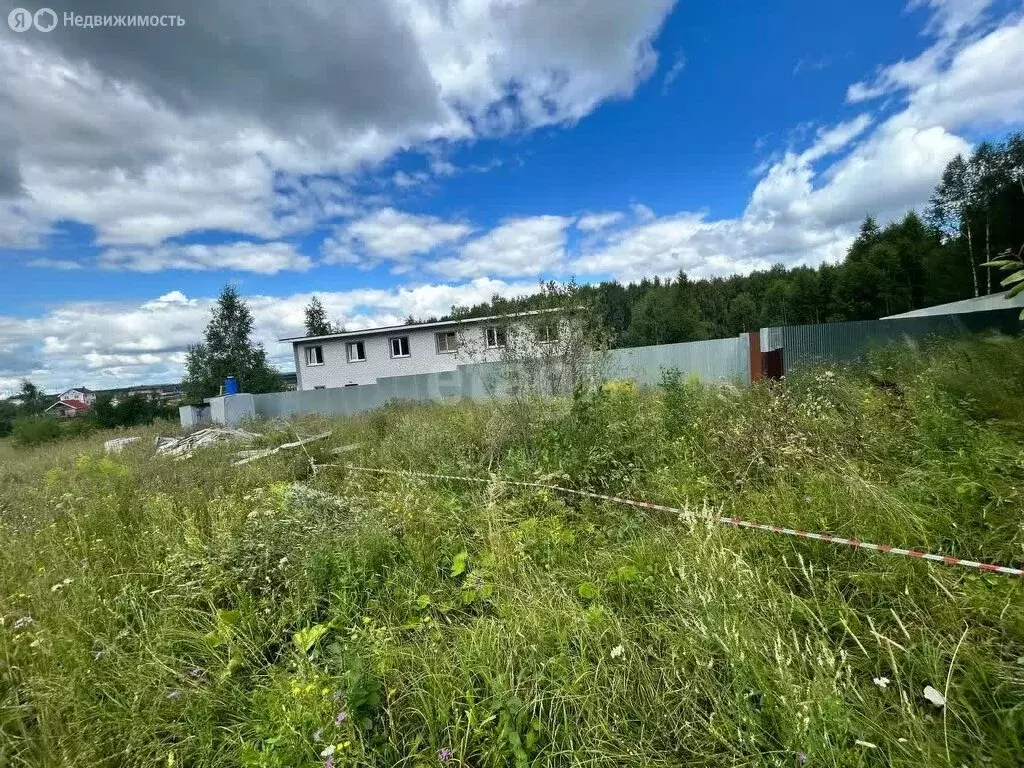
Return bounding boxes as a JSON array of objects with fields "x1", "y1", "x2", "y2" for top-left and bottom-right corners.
[
  {"x1": 12, "y1": 616, "x2": 34, "y2": 631},
  {"x1": 320, "y1": 745, "x2": 335, "y2": 759},
  {"x1": 922, "y1": 685, "x2": 945, "y2": 708},
  {"x1": 335, "y1": 710, "x2": 348, "y2": 725},
  {"x1": 313, "y1": 728, "x2": 323, "y2": 743},
  {"x1": 323, "y1": 756, "x2": 334, "y2": 768},
  {"x1": 610, "y1": 645, "x2": 624, "y2": 659},
  {"x1": 872, "y1": 676, "x2": 890, "y2": 689},
  {"x1": 438, "y1": 747, "x2": 454, "y2": 762}
]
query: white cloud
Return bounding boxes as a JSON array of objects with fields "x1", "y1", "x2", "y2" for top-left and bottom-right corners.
[
  {"x1": 847, "y1": 0, "x2": 1002, "y2": 103},
  {"x1": 433, "y1": 216, "x2": 572, "y2": 278},
  {"x1": 0, "y1": 280, "x2": 537, "y2": 393},
  {"x1": 571, "y1": 212, "x2": 851, "y2": 284},
  {"x1": 892, "y1": 19, "x2": 1024, "y2": 129},
  {"x1": 576, "y1": 212, "x2": 626, "y2": 232},
  {"x1": 571, "y1": 8, "x2": 1024, "y2": 285},
  {"x1": 392, "y1": 171, "x2": 431, "y2": 188},
  {"x1": 0, "y1": 0, "x2": 678, "y2": 250},
  {"x1": 907, "y1": 0, "x2": 996, "y2": 38},
  {"x1": 333, "y1": 208, "x2": 474, "y2": 266},
  {"x1": 97, "y1": 242, "x2": 313, "y2": 274}
]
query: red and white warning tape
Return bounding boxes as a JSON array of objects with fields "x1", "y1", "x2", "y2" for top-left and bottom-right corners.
[{"x1": 342, "y1": 464, "x2": 1024, "y2": 578}]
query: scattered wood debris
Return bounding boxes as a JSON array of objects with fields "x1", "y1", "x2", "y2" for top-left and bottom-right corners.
[
  {"x1": 155, "y1": 427, "x2": 260, "y2": 460},
  {"x1": 231, "y1": 432, "x2": 332, "y2": 466}
]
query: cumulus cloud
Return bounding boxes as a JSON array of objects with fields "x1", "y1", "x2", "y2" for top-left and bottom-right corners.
[
  {"x1": 0, "y1": 280, "x2": 537, "y2": 393},
  {"x1": 432, "y1": 216, "x2": 572, "y2": 278},
  {"x1": 571, "y1": 10, "x2": 1023, "y2": 283},
  {"x1": 0, "y1": 0, "x2": 678, "y2": 248},
  {"x1": 847, "y1": 0, "x2": 1000, "y2": 103},
  {"x1": 331, "y1": 208, "x2": 474, "y2": 266}
]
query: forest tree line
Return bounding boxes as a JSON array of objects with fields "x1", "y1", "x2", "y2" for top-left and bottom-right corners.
[{"x1": 445, "y1": 132, "x2": 1024, "y2": 347}]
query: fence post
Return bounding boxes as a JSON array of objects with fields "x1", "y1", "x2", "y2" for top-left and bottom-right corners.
[{"x1": 748, "y1": 331, "x2": 762, "y2": 383}]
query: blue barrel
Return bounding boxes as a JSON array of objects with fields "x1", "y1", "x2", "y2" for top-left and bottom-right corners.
[{"x1": 224, "y1": 376, "x2": 239, "y2": 395}]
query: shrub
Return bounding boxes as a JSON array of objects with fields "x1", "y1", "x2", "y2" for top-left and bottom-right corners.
[
  {"x1": 11, "y1": 414, "x2": 63, "y2": 446},
  {"x1": 63, "y1": 417, "x2": 97, "y2": 438}
]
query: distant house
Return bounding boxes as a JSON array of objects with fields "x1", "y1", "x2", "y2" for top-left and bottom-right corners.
[
  {"x1": 57, "y1": 387, "x2": 97, "y2": 405},
  {"x1": 280, "y1": 309, "x2": 563, "y2": 391},
  {"x1": 45, "y1": 398, "x2": 90, "y2": 418},
  {"x1": 99, "y1": 384, "x2": 184, "y2": 406},
  {"x1": 41, "y1": 387, "x2": 96, "y2": 418}
]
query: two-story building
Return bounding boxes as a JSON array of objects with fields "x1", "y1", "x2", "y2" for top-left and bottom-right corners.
[
  {"x1": 44, "y1": 386, "x2": 97, "y2": 417},
  {"x1": 280, "y1": 310, "x2": 561, "y2": 391}
]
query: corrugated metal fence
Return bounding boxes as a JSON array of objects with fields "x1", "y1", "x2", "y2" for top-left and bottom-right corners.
[
  {"x1": 195, "y1": 337, "x2": 752, "y2": 425},
  {"x1": 603, "y1": 336, "x2": 750, "y2": 384},
  {"x1": 761, "y1": 307, "x2": 1023, "y2": 375},
  {"x1": 189, "y1": 307, "x2": 1022, "y2": 426}
]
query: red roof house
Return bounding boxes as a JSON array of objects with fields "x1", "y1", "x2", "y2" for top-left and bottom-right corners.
[{"x1": 45, "y1": 399, "x2": 91, "y2": 418}]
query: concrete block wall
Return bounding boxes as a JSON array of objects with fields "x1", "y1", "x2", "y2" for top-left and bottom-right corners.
[{"x1": 207, "y1": 393, "x2": 256, "y2": 426}]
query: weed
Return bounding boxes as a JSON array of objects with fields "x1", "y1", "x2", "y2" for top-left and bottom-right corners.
[{"x1": 2, "y1": 336, "x2": 1023, "y2": 767}]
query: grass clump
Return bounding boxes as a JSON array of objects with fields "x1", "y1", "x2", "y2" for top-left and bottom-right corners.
[{"x1": 2, "y1": 335, "x2": 1024, "y2": 767}]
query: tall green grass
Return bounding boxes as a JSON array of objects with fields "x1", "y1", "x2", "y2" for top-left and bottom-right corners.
[{"x1": 2, "y1": 336, "x2": 1023, "y2": 767}]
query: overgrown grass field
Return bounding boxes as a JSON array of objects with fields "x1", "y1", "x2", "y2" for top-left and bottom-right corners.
[{"x1": 2, "y1": 337, "x2": 1024, "y2": 767}]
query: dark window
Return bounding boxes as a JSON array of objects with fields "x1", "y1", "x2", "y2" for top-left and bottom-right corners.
[
  {"x1": 436, "y1": 331, "x2": 458, "y2": 353},
  {"x1": 305, "y1": 346, "x2": 324, "y2": 365},
  {"x1": 347, "y1": 341, "x2": 366, "y2": 362},
  {"x1": 390, "y1": 336, "x2": 410, "y2": 358},
  {"x1": 537, "y1": 323, "x2": 559, "y2": 343},
  {"x1": 485, "y1": 326, "x2": 507, "y2": 349}
]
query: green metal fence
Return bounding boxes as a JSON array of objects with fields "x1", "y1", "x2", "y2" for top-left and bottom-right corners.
[{"x1": 761, "y1": 307, "x2": 1023, "y2": 375}]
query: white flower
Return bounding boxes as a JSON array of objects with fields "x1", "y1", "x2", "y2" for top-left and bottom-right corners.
[
  {"x1": 923, "y1": 685, "x2": 946, "y2": 708},
  {"x1": 320, "y1": 745, "x2": 336, "y2": 758},
  {"x1": 610, "y1": 645, "x2": 624, "y2": 659},
  {"x1": 872, "y1": 676, "x2": 890, "y2": 689}
]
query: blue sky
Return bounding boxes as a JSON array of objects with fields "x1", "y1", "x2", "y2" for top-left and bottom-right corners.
[{"x1": 1, "y1": 0, "x2": 1023, "y2": 392}]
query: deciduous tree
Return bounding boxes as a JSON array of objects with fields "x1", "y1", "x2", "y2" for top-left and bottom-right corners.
[{"x1": 182, "y1": 285, "x2": 282, "y2": 401}]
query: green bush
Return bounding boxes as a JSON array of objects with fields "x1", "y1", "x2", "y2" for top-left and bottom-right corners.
[{"x1": 11, "y1": 414, "x2": 63, "y2": 446}]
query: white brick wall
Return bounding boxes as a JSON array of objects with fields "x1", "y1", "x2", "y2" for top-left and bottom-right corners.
[{"x1": 293, "y1": 321, "x2": 508, "y2": 390}]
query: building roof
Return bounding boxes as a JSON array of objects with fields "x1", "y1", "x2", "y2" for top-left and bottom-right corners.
[
  {"x1": 46, "y1": 399, "x2": 90, "y2": 411},
  {"x1": 60, "y1": 386, "x2": 93, "y2": 395},
  {"x1": 883, "y1": 291, "x2": 1024, "y2": 319},
  {"x1": 280, "y1": 307, "x2": 562, "y2": 344}
]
